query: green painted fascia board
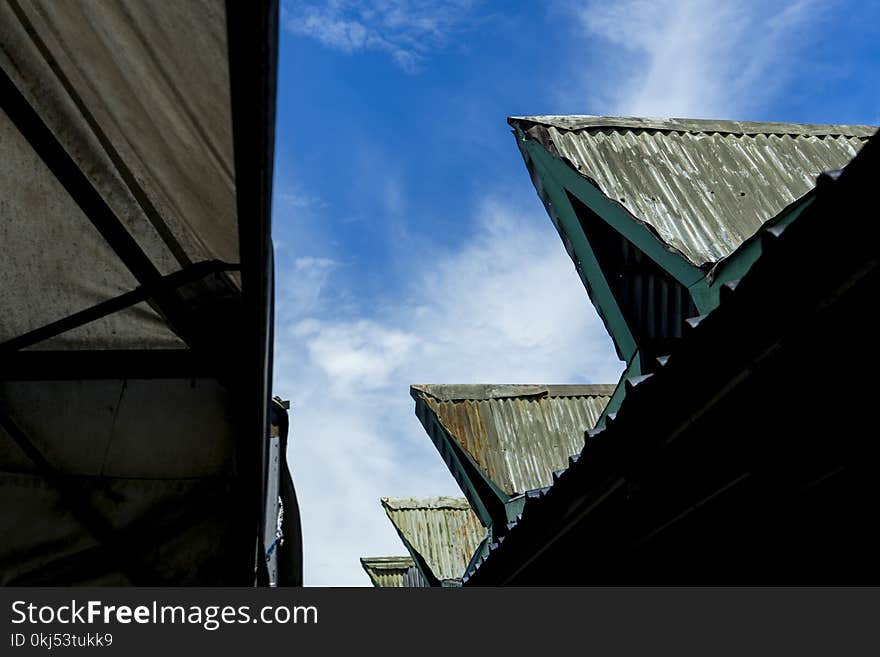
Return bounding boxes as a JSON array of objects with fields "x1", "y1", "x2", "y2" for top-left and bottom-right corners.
[
  {"x1": 464, "y1": 533, "x2": 491, "y2": 579},
  {"x1": 522, "y1": 138, "x2": 706, "y2": 289},
  {"x1": 429, "y1": 415, "x2": 501, "y2": 529},
  {"x1": 416, "y1": 394, "x2": 511, "y2": 531},
  {"x1": 596, "y1": 351, "x2": 642, "y2": 428},
  {"x1": 518, "y1": 138, "x2": 638, "y2": 363},
  {"x1": 432, "y1": 418, "x2": 533, "y2": 532},
  {"x1": 504, "y1": 494, "x2": 527, "y2": 525}
]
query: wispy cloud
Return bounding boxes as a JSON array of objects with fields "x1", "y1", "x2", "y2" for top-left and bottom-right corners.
[
  {"x1": 275, "y1": 198, "x2": 623, "y2": 585},
  {"x1": 567, "y1": 0, "x2": 820, "y2": 118},
  {"x1": 282, "y1": 0, "x2": 479, "y2": 71}
]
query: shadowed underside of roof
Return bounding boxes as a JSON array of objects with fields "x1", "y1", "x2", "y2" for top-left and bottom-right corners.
[
  {"x1": 381, "y1": 497, "x2": 485, "y2": 583},
  {"x1": 510, "y1": 115, "x2": 875, "y2": 267},
  {"x1": 412, "y1": 385, "x2": 614, "y2": 496},
  {"x1": 0, "y1": 0, "x2": 286, "y2": 585}
]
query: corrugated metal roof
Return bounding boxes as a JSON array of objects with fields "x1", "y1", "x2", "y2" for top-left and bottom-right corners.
[
  {"x1": 359, "y1": 556, "x2": 426, "y2": 588},
  {"x1": 381, "y1": 497, "x2": 486, "y2": 583},
  {"x1": 510, "y1": 115, "x2": 875, "y2": 266},
  {"x1": 411, "y1": 385, "x2": 614, "y2": 496}
]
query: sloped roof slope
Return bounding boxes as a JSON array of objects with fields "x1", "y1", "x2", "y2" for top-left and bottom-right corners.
[{"x1": 510, "y1": 115, "x2": 874, "y2": 266}]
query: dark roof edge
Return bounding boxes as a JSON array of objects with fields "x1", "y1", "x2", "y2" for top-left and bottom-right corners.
[
  {"x1": 410, "y1": 384, "x2": 618, "y2": 402},
  {"x1": 508, "y1": 115, "x2": 878, "y2": 138}
]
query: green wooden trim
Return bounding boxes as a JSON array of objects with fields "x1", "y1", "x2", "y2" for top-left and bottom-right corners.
[
  {"x1": 464, "y1": 534, "x2": 491, "y2": 578},
  {"x1": 596, "y1": 351, "x2": 642, "y2": 428},
  {"x1": 519, "y1": 138, "x2": 638, "y2": 363},
  {"x1": 427, "y1": 413, "x2": 510, "y2": 530},
  {"x1": 504, "y1": 494, "x2": 527, "y2": 524},
  {"x1": 436, "y1": 425, "x2": 496, "y2": 527},
  {"x1": 523, "y1": 138, "x2": 706, "y2": 288},
  {"x1": 521, "y1": 132, "x2": 816, "y2": 319},
  {"x1": 687, "y1": 278, "x2": 714, "y2": 314}
]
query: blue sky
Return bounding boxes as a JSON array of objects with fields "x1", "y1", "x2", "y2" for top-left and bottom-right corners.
[{"x1": 271, "y1": 0, "x2": 880, "y2": 585}]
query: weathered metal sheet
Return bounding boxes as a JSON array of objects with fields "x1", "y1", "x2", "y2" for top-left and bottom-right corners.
[
  {"x1": 381, "y1": 497, "x2": 486, "y2": 583},
  {"x1": 412, "y1": 385, "x2": 614, "y2": 496},
  {"x1": 510, "y1": 116, "x2": 875, "y2": 266},
  {"x1": 359, "y1": 556, "x2": 427, "y2": 588}
]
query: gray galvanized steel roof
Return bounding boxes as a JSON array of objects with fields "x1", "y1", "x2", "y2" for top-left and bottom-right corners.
[
  {"x1": 381, "y1": 497, "x2": 486, "y2": 583},
  {"x1": 510, "y1": 115, "x2": 875, "y2": 267},
  {"x1": 412, "y1": 385, "x2": 614, "y2": 496},
  {"x1": 359, "y1": 556, "x2": 424, "y2": 588}
]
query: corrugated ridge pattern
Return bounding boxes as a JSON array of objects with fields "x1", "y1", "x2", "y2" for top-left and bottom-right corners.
[
  {"x1": 426, "y1": 394, "x2": 609, "y2": 495},
  {"x1": 512, "y1": 115, "x2": 877, "y2": 137},
  {"x1": 543, "y1": 127, "x2": 867, "y2": 265},
  {"x1": 384, "y1": 502, "x2": 486, "y2": 582},
  {"x1": 360, "y1": 557, "x2": 418, "y2": 587},
  {"x1": 369, "y1": 567, "x2": 406, "y2": 588}
]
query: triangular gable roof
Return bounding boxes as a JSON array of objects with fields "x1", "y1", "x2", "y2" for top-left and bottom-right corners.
[
  {"x1": 412, "y1": 385, "x2": 614, "y2": 497},
  {"x1": 509, "y1": 115, "x2": 874, "y2": 267},
  {"x1": 381, "y1": 496, "x2": 486, "y2": 585},
  {"x1": 359, "y1": 556, "x2": 425, "y2": 588}
]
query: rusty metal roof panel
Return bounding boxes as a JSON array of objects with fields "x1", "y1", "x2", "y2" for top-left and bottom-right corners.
[
  {"x1": 359, "y1": 556, "x2": 426, "y2": 588},
  {"x1": 411, "y1": 385, "x2": 614, "y2": 496},
  {"x1": 509, "y1": 116, "x2": 875, "y2": 266},
  {"x1": 381, "y1": 497, "x2": 486, "y2": 583}
]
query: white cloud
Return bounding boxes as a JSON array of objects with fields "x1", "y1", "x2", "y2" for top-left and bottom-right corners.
[
  {"x1": 278, "y1": 257, "x2": 339, "y2": 315},
  {"x1": 568, "y1": 0, "x2": 820, "y2": 118},
  {"x1": 274, "y1": 197, "x2": 623, "y2": 585},
  {"x1": 282, "y1": 0, "x2": 479, "y2": 71}
]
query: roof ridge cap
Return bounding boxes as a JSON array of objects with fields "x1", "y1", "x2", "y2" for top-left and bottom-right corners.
[{"x1": 508, "y1": 115, "x2": 878, "y2": 138}]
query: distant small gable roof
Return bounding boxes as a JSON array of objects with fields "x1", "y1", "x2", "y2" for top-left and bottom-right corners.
[
  {"x1": 509, "y1": 115, "x2": 875, "y2": 267},
  {"x1": 359, "y1": 556, "x2": 422, "y2": 587},
  {"x1": 381, "y1": 497, "x2": 485, "y2": 584}
]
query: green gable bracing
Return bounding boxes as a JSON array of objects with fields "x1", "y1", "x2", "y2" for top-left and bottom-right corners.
[{"x1": 509, "y1": 116, "x2": 873, "y2": 419}]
